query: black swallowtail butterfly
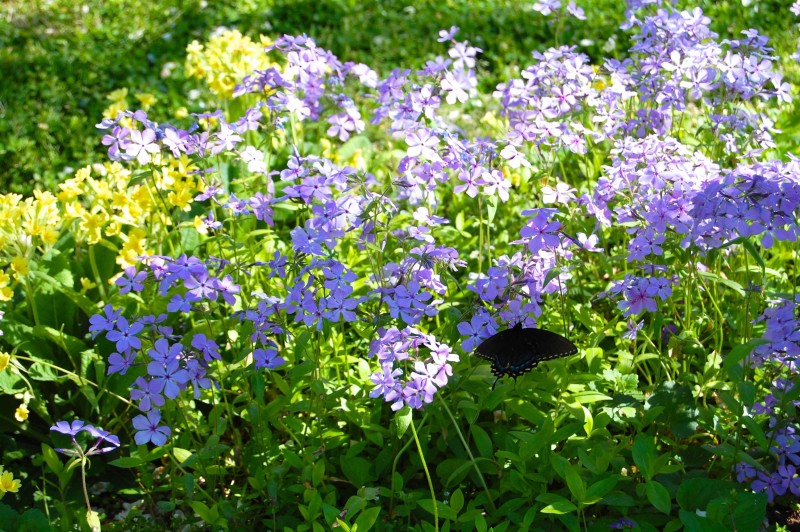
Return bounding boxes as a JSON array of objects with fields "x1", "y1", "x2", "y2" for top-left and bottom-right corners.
[{"x1": 476, "y1": 322, "x2": 578, "y2": 386}]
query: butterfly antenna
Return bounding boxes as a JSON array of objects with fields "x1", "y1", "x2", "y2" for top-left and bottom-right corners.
[{"x1": 491, "y1": 376, "x2": 500, "y2": 390}]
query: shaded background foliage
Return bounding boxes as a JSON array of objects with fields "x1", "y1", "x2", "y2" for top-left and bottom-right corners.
[{"x1": 1, "y1": 0, "x2": 798, "y2": 195}]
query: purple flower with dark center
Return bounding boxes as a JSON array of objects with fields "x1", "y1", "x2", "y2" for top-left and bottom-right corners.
[
  {"x1": 167, "y1": 293, "x2": 194, "y2": 313},
  {"x1": 83, "y1": 426, "x2": 121, "y2": 454},
  {"x1": 106, "y1": 317, "x2": 144, "y2": 353},
  {"x1": 132, "y1": 410, "x2": 171, "y2": 446},
  {"x1": 101, "y1": 126, "x2": 130, "y2": 161},
  {"x1": 108, "y1": 350, "x2": 137, "y2": 375},
  {"x1": 89, "y1": 304, "x2": 122, "y2": 339},
  {"x1": 116, "y1": 266, "x2": 147, "y2": 294},
  {"x1": 622, "y1": 320, "x2": 644, "y2": 341},
  {"x1": 185, "y1": 270, "x2": 219, "y2": 301},
  {"x1": 148, "y1": 338, "x2": 184, "y2": 365},
  {"x1": 253, "y1": 347, "x2": 286, "y2": 369},
  {"x1": 130, "y1": 377, "x2": 166, "y2": 412},
  {"x1": 147, "y1": 359, "x2": 189, "y2": 399},
  {"x1": 192, "y1": 333, "x2": 221, "y2": 362},
  {"x1": 751, "y1": 470, "x2": 788, "y2": 502},
  {"x1": 519, "y1": 209, "x2": 563, "y2": 253},
  {"x1": 215, "y1": 275, "x2": 241, "y2": 305}
]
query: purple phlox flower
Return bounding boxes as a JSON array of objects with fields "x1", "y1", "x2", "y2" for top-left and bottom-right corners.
[
  {"x1": 89, "y1": 304, "x2": 122, "y2": 339},
  {"x1": 457, "y1": 312, "x2": 497, "y2": 352},
  {"x1": 370, "y1": 365, "x2": 403, "y2": 399},
  {"x1": 125, "y1": 128, "x2": 160, "y2": 164},
  {"x1": 735, "y1": 461, "x2": 758, "y2": 483},
  {"x1": 162, "y1": 127, "x2": 189, "y2": 157},
  {"x1": 323, "y1": 294, "x2": 359, "y2": 323},
  {"x1": 533, "y1": 0, "x2": 560, "y2": 16},
  {"x1": 448, "y1": 41, "x2": 481, "y2": 70},
  {"x1": 437, "y1": 26, "x2": 459, "y2": 42},
  {"x1": 130, "y1": 376, "x2": 166, "y2": 412},
  {"x1": 148, "y1": 338, "x2": 184, "y2": 365},
  {"x1": 253, "y1": 346, "x2": 286, "y2": 369},
  {"x1": 616, "y1": 278, "x2": 659, "y2": 317},
  {"x1": 184, "y1": 270, "x2": 219, "y2": 301},
  {"x1": 116, "y1": 266, "x2": 147, "y2": 294},
  {"x1": 412, "y1": 207, "x2": 448, "y2": 226},
  {"x1": 215, "y1": 274, "x2": 241, "y2": 305},
  {"x1": 267, "y1": 251, "x2": 288, "y2": 279},
  {"x1": 101, "y1": 126, "x2": 130, "y2": 161},
  {"x1": 51, "y1": 419, "x2": 91, "y2": 437},
  {"x1": 441, "y1": 68, "x2": 477, "y2": 104},
  {"x1": 566, "y1": 1, "x2": 586, "y2": 20},
  {"x1": 132, "y1": 410, "x2": 171, "y2": 446},
  {"x1": 609, "y1": 518, "x2": 636, "y2": 530},
  {"x1": 106, "y1": 316, "x2": 144, "y2": 353},
  {"x1": 167, "y1": 293, "x2": 195, "y2": 313},
  {"x1": 518, "y1": 209, "x2": 563, "y2": 253},
  {"x1": 542, "y1": 182, "x2": 577, "y2": 205},
  {"x1": 454, "y1": 165, "x2": 483, "y2": 197},
  {"x1": 192, "y1": 333, "x2": 221, "y2": 363},
  {"x1": 185, "y1": 359, "x2": 213, "y2": 399},
  {"x1": 406, "y1": 127, "x2": 441, "y2": 161},
  {"x1": 576, "y1": 232, "x2": 603, "y2": 252},
  {"x1": 195, "y1": 184, "x2": 223, "y2": 202},
  {"x1": 751, "y1": 470, "x2": 788, "y2": 503},
  {"x1": 83, "y1": 426, "x2": 121, "y2": 454},
  {"x1": 479, "y1": 168, "x2": 511, "y2": 202},
  {"x1": 107, "y1": 349, "x2": 137, "y2": 375},
  {"x1": 211, "y1": 121, "x2": 243, "y2": 154},
  {"x1": 147, "y1": 359, "x2": 190, "y2": 399},
  {"x1": 298, "y1": 290, "x2": 326, "y2": 331},
  {"x1": 622, "y1": 320, "x2": 644, "y2": 341}
]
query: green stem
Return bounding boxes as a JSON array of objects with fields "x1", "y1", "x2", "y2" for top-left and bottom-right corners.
[
  {"x1": 438, "y1": 397, "x2": 496, "y2": 511},
  {"x1": 88, "y1": 245, "x2": 108, "y2": 301},
  {"x1": 410, "y1": 419, "x2": 438, "y2": 532}
]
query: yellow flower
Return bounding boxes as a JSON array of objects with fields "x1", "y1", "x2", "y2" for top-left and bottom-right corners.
[
  {"x1": 174, "y1": 106, "x2": 188, "y2": 119},
  {"x1": 0, "y1": 352, "x2": 9, "y2": 373},
  {"x1": 134, "y1": 92, "x2": 158, "y2": 109},
  {"x1": 10, "y1": 256, "x2": 29, "y2": 277},
  {"x1": 0, "y1": 469, "x2": 21, "y2": 495},
  {"x1": 14, "y1": 404, "x2": 28, "y2": 422},
  {"x1": 193, "y1": 215, "x2": 208, "y2": 235},
  {"x1": 80, "y1": 277, "x2": 97, "y2": 292},
  {"x1": 79, "y1": 210, "x2": 108, "y2": 245},
  {"x1": 107, "y1": 88, "x2": 129, "y2": 102}
]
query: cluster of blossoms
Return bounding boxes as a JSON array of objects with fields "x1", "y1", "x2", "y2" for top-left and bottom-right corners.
[
  {"x1": 735, "y1": 296, "x2": 800, "y2": 501},
  {"x1": 50, "y1": 420, "x2": 120, "y2": 457},
  {"x1": 89, "y1": 255, "x2": 247, "y2": 446},
  {"x1": 368, "y1": 326, "x2": 458, "y2": 411},
  {"x1": 87, "y1": 1, "x2": 798, "y2": 427},
  {"x1": 185, "y1": 28, "x2": 279, "y2": 99},
  {"x1": 0, "y1": 191, "x2": 61, "y2": 299}
]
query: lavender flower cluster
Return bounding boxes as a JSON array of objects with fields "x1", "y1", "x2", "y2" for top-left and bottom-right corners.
[{"x1": 90, "y1": 0, "x2": 800, "y2": 432}]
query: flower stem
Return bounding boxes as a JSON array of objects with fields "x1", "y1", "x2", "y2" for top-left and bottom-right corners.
[{"x1": 410, "y1": 419, "x2": 438, "y2": 532}]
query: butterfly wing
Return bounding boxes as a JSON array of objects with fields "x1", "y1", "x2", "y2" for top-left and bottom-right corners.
[{"x1": 476, "y1": 325, "x2": 578, "y2": 380}]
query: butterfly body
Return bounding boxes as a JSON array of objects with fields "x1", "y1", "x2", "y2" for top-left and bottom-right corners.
[{"x1": 475, "y1": 323, "x2": 578, "y2": 382}]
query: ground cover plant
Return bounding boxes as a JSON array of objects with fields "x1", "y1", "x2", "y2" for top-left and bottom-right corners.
[{"x1": 1, "y1": 0, "x2": 800, "y2": 530}]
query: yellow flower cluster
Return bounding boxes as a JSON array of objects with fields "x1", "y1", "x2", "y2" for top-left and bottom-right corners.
[
  {"x1": 58, "y1": 158, "x2": 205, "y2": 269},
  {"x1": 185, "y1": 29, "x2": 276, "y2": 99},
  {"x1": 0, "y1": 466, "x2": 21, "y2": 500},
  {"x1": 0, "y1": 190, "x2": 61, "y2": 299}
]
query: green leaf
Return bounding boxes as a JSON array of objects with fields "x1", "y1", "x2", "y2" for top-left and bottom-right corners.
[
  {"x1": 86, "y1": 510, "x2": 101, "y2": 532},
  {"x1": 586, "y1": 476, "x2": 618, "y2": 500},
  {"x1": 536, "y1": 493, "x2": 577, "y2": 515},
  {"x1": 354, "y1": 507, "x2": 381, "y2": 532},
  {"x1": 632, "y1": 434, "x2": 656, "y2": 480},
  {"x1": 563, "y1": 463, "x2": 586, "y2": 504},
  {"x1": 395, "y1": 407, "x2": 412, "y2": 438},
  {"x1": 470, "y1": 424, "x2": 493, "y2": 459},
  {"x1": 485, "y1": 194, "x2": 498, "y2": 223},
  {"x1": 449, "y1": 488, "x2": 464, "y2": 514},
  {"x1": 417, "y1": 499, "x2": 457, "y2": 521},
  {"x1": 740, "y1": 415, "x2": 768, "y2": 450},
  {"x1": 646, "y1": 480, "x2": 672, "y2": 514}
]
